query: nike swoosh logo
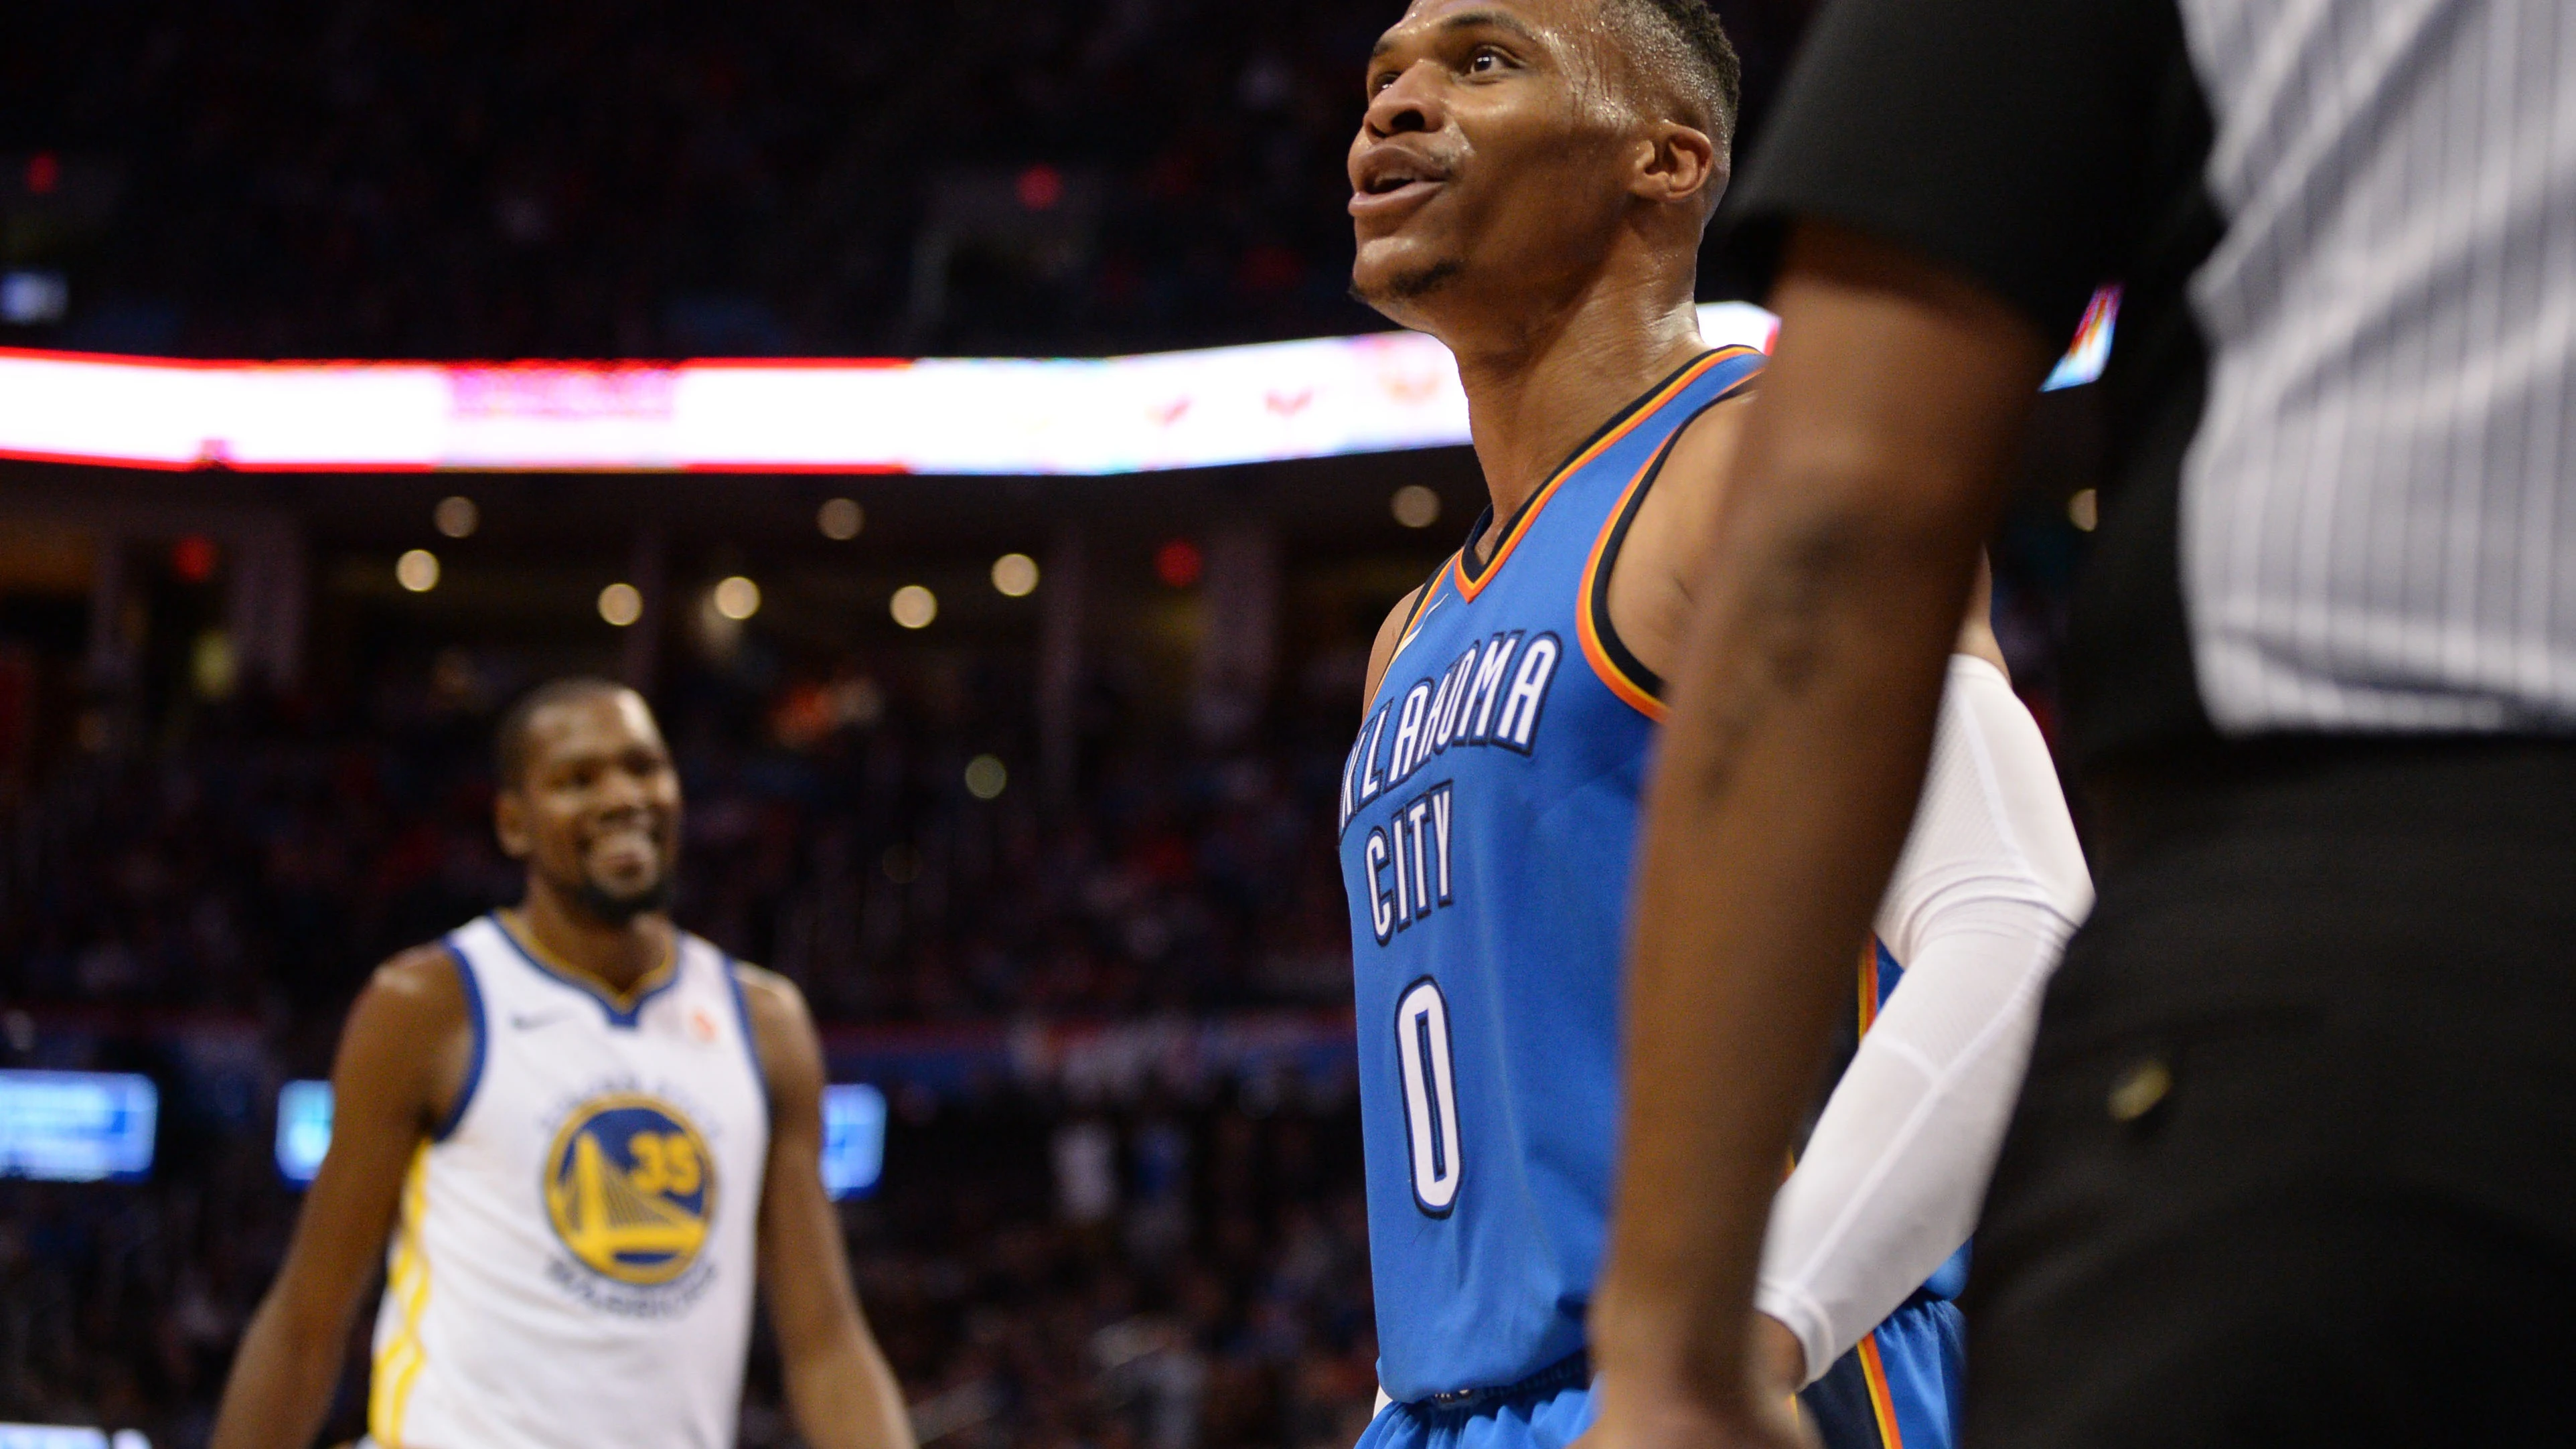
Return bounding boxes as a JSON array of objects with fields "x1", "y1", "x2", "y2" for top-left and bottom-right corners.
[{"x1": 510, "y1": 1012, "x2": 571, "y2": 1030}]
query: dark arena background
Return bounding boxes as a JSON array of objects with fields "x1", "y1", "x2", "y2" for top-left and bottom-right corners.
[{"x1": 0, "y1": 1, "x2": 2103, "y2": 1446}]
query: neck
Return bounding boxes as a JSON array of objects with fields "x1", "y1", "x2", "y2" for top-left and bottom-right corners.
[
  {"x1": 512, "y1": 878, "x2": 672, "y2": 998},
  {"x1": 1435, "y1": 262, "x2": 1708, "y2": 552}
]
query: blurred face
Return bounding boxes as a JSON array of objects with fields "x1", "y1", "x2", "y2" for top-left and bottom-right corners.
[
  {"x1": 496, "y1": 691, "x2": 682, "y2": 925},
  {"x1": 1349, "y1": 0, "x2": 1637, "y2": 323}
]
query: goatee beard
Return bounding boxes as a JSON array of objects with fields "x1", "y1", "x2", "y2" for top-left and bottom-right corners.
[
  {"x1": 576, "y1": 876, "x2": 672, "y2": 925},
  {"x1": 1351, "y1": 257, "x2": 1464, "y2": 307}
]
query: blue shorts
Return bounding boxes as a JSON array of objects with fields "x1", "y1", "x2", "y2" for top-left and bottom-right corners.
[
  {"x1": 1358, "y1": 1300, "x2": 1961, "y2": 1449},
  {"x1": 1798, "y1": 1296, "x2": 1965, "y2": 1449},
  {"x1": 1355, "y1": 1371, "x2": 1598, "y2": 1449}
]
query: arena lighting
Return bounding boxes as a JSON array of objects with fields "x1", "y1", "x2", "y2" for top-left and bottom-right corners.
[
  {"x1": 818, "y1": 495, "x2": 864, "y2": 539},
  {"x1": 597, "y1": 580, "x2": 645, "y2": 626},
  {"x1": 1155, "y1": 538, "x2": 1203, "y2": 588},
  {"x1": 0, "y1": 293, "x2": 2115, "y2": 475},
  {"x1": 819, "y1": 1083, "x2": 888, "y2": 1199},
  {"x1": 169, "y1": 534, "x2": 218, "y2": 583},
  {"x1": 890, "y1": 585, "x2": 937, "y2": 629},
  {"x1": 712, "y1": 575, "x2": 761, "y2": 620},
  {"x1": 273, "y1": 1079, "x2": 886, "y2": 1198},
  {"x1": 273, "y1": 1078, "x2": 333, "y2": 1183},
  {"x1": 990, "y1": 552, "x2": 1039, "y2": 597},
  {"x1": 434, "y1": 493, "x2": 480, "y2": 537},
  {"x1": 2068, "y1": 487, "x2": 2101, "y2": 532},
  {"x1": 396, "y1": 547, "x2": 441, "y2": 592},
  {"x1": 1390, "y1": 483, "x2": 1441, "y2": 528}
]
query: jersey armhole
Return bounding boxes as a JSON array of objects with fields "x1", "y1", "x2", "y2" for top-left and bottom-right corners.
[
  {"x1": 430, "y1": 939, "x2": 487, "y2": 1142},
  {"x1": 1578, "y1": 388, "x2": 1751, "y2": 715},
  {"x1": 1371, "y1": 564, "x2": 1454, "y2": 704},
  {"x1": 1396, "y1": 563, "x2": 1448, "y2": 637},
  {"x1": 721, "y1": 954, "x2": 772, "y2": 1134}
]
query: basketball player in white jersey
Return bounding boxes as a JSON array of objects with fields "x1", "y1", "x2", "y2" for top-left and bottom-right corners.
[{"x1": 210, "y1": 678, "x2": 915, "y2": 1449}]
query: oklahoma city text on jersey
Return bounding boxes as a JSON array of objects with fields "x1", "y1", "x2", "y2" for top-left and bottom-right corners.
[{"x1": 1339, "y1": 628, "x2": 1565, "y2": 943}]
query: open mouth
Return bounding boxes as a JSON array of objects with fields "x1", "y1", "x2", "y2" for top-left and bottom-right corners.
[
  {"x1": 1362, "y1": 169, "x2": 1436, "y2": 195},
  {"x1": 1351, "y1": 160, "x2": 1450, "y2": 216}
]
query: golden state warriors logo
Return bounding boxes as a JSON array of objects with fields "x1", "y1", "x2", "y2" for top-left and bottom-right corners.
[{"x1": 542, "y1": 1095, "x2": 716, "y2": 1286}]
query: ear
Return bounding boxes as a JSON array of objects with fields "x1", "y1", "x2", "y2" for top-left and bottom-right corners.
[
  {"x1": 1633, "y1": 121, "x2": 1724, "y2": 209},
  {"x1": 495, "y1": 788, "x2": 532, "y2": 860}
]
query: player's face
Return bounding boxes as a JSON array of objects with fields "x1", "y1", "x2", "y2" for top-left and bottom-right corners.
[
  {"x1": 499, "y1": 692, "x2": 682, "y2": 925},
  {"x1": 1349, "y1": 0, "x2": 1635, "y2": 321}
]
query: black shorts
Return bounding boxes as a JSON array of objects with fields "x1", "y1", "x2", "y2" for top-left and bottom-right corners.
[{"x1": 1964, "y1": 737, "x2": 2576, "y2": 1448}]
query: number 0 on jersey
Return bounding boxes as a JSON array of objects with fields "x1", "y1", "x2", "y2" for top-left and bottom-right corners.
[{"x1": 1394, "y1": 978, "x2": 1464, "y2": 1215}]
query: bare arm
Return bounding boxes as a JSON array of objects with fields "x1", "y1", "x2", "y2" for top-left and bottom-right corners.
[
  {"x1": 1603, "y1": 357, "x2": 2018, "y2": 1415},
  {"x1": 1585, "y1": 221, "x2": 2054, "y2": 1445},
  {"x1": 743, "y1": 966, "x2": 916, "y2": 1449},
  {"x1": 212, "y1": 948, "x2": 468, "y2": 1449},
  {"x1": 1610, "y1": 394, "x2": 2005, "y2": 688}
]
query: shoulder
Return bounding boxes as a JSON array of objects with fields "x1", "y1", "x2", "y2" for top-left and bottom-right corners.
[
  {"x1": 731, "y1": 961, "x2": 814, "y2": 1039},
  {"x1": 359, "y1": 941, "x2": 472, "y2": 1029},
  {"x1": 1608, "y1": 390, "x2": 1759, "y2": 604},
  {"x1": 1593, "y1": 389, "x2": 1762, "y2": 689},
  {"x1": 333, "y1": 941, "x2": 475, "y2": 1125},
  {"x1": 729, "y1": 961, "x2": 826, "y2": 1093},
  {"x1": 1362, "y1": 575, "x2": 1439, "y2": 711},
  {"x1": 1649, "y1": 390, "x2": 1757, "y2": 524}
]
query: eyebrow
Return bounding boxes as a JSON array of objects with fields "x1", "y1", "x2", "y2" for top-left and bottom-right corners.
[{"x1": 1370, "y1": 9, "x2": 1543, "y2": 62}]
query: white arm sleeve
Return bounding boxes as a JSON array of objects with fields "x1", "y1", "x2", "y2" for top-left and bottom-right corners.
[{"x1": 1751, "y1": 656, "x2": 2093, "y2": 1385}]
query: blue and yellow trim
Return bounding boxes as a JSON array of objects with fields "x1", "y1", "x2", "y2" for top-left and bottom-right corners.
[
  {"x1": 1859, "y1": 939, "x2": 1883, "y2": 1035},
  {"x1": 721, "y1": 951, "x2": 771, "y2": 1131},
  {"x1": 368, "y1": 1144, "x2": 434, "y2": 1447},
  {"x1": 491, "y1": 909, "x2": 680, "y2": 1028},
  {"x1": 430, "y1": 939, "x2": 486, "y2": 1141}
]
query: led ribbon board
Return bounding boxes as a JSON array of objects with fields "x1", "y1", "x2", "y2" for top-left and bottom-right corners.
[
  {"x1": 0, "y1": 1427, "x2": 151, "y2": 1449},
  {"x1": 273, "y1": 1078, "x2": 333, "y2": 1184},
  {"x1": 0, "y1": 293, "x2": 2113, "y2": 475},
  {"x1": 0, "y1": 1069, "x2": 158, "y2": 1183},
  {"x1": 275, "y1": 1078, "x2": 886, "y2": 1198},
  {"x1": 820, "y1": 1082, "x2": 887, "y2": 1201}
]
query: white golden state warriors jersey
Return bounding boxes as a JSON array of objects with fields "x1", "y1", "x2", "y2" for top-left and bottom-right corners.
[{"x1": 365, "y1": 912, "x2": 770, "y2": 1449}]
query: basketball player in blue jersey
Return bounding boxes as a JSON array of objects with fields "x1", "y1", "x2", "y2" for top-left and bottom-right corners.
[
  {"x1": 210, "y1": 679, "x2": 916, "y2": 1449},
  {"x1": 1336, "y1": 3, "x2": 2092, "y2": 1448}
]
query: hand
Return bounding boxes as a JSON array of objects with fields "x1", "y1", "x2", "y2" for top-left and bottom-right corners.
[{"x1": 1576, "y1": 1360, "x2": 1816, "y2": 1449}]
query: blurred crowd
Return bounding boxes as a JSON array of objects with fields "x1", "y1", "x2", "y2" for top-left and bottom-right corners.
[
  {"x1": 0, "y1": 1, "x2": 2107, "y2": 1442},
  {"x1": 0, "y1": 652, "x2": 1377, "y2": 1448},
  {"x1": 0, "y1": 1091, "x2": 1379, "y2": 1449},
  {"x1": 0, "y1": 655, "x2": 1357, "y2": 1028},
  {"x1": 836, "y1": 1097, "x2": 1377, "y2": 1449},
  {"x1": 0, "y1": 506, "x2": 2081, "y2": 1446},
  {"x1": 5, "y1": 0, "x2": 1818, "y2": 360}
]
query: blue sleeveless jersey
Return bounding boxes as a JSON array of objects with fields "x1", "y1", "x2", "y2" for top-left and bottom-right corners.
[{"x1": 1336, "y1": 349, "x2": 1764, "y2": 1401}]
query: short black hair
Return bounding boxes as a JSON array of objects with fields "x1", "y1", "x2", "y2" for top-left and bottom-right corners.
[
  {"x1": 1607, "y1": 0, "x2": 1742, "y2": 147},
  {"x1": 494, "y1": 676, "x2": 633, "y2": 788}
]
